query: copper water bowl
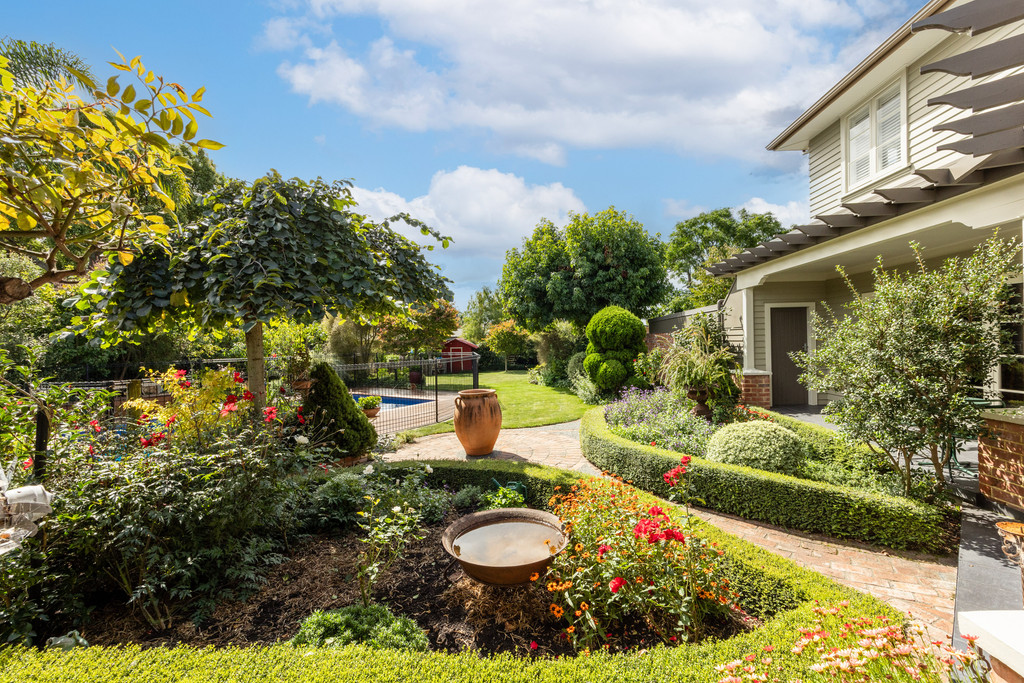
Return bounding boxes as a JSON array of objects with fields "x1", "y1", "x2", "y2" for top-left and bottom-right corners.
[{"x1": 441, "y1": 508, "x2": 568, "y2": 585}]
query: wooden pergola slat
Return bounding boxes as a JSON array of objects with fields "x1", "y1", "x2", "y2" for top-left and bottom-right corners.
[
  {"x1": 778, "y1": 231, "x2": 815, "y2": 245},
  {"x1": 794, "y1": 223, "x2": 838, "y2": 237},
  {"x1": 874, "y1": 187, "x2": 936, "y2": 204},
  {"x1": 938, "y1": 126, "x2": 1024, "y2": 156},
  {"x1": 735, "y1": 252, "x2": 764, "y2": 263},
  {"x1": 934, "y1": 102, "x2": 1024, "y2": 137},
  {"x1": 929, "y1": 72, "x2": 1024, "y2": 112},
  {"x1": 762, "y1": 239, "x2": 796, "y2": 253},
  {"x1": 841, "y1": 201, "x2": 897, "y2": 217},
  {"x1": 921, "y1": 34, "x2": 1024, "y2": 79},
  {"x1": 912, "y1": 0, "x2": 1024, "y2": 36},
  {"x1": 815, "y1": 213, "x2": 865, "y2": 228}
]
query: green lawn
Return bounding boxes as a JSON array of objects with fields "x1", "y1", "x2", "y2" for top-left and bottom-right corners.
[{"x1": 398, "y1": 370, "x2": 588, "y2": 440}]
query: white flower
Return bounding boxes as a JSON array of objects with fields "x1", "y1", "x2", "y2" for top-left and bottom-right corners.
[
  {"x1": 294, "y1": 435, "x2": 309, "y2": 445},
  {"x1": 363, "y1": 465, "x2": 374, "y2": 475},
  {"x1": 392, "y1": 506, "x2": 401, "y2": 513},
  {"x1": 424, "y1": 465, "x2": 433, "y2": 474}
]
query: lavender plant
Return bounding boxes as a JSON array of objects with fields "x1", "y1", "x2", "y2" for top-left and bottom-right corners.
[{"x1": 605, "y1": 387, "x2": 717, "y2": 456}]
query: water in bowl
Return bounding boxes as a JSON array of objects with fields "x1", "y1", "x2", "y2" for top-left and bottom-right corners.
[{"x1": 452, "y1": 520, "x2": 561, "y2": 567}]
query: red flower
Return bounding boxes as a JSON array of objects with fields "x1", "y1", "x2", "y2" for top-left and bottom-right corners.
[
  {"x1": 89, "y1": 419, "x2": 101, "y2": 433},
  {"x1": 179, "y1": 381, "x2": 192, "y2": 388},
  {"x1": 263, "y1": 406, "x2": 278, "y2": 423},
  {"x1": 225, "y1": 394, "x2": 238, "y2": 404},
  {"x1": 530, "y1": 641, "x2": 538, "y2": 651},
  {"x1": 88, "y1": 444, "x2": 95, "y2": 456},
  {"x1": 597, "y1": 544, "x2": 611, "y2": 559},
  {"x1": 21, "y1": 458, "x2": 33, "y2": 471},
  {"x1": 242, "y1": 390, "x2": 254, "y2": 401},
  {"x1": 279, "y1": 387, "x2": 287, "y2": 394},
  {"x1": 298, "y1": 415, "x2": 305, "y2": 424},
  {"x1": 175, "y1": 369, "x2": 187, "y2": 379},
  {"x1": 633, "y1": 518, "x2": 660, "y2": 540},
  {"x1": 166, "y1": 415, "x2": 177, "y2": 426},
  {"x1": 648, "y1": 505, "x2": 664, "y2": 517},
  {"x1": 609, "y1": 577, "x2": 627, "y2": 593},
  {"x1": 220, "y1": 402, "x2": 239, "y2": 417},
  {"x1": 233, "y1": 371, "x2": 245, "y2": 384}
]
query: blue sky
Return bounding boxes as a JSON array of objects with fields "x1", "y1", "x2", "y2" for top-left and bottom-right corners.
[{"x1": 6, "y1": 0, "x2": 920, "y2": 308}]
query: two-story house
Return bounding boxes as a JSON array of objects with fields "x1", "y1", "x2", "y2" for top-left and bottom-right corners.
[{"x1": 708, "y1": 0, "x2": 1024, "y2": 409}]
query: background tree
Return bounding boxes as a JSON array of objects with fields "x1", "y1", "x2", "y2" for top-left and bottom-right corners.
[
  {"x1": 484, "y1": 320, "x2": 532, "y2": 371},
  {"x1": 0, "y1": 52, "x2": 219, "y2": 304},
  {"x1": 665, "y1": 209, "x2": 783, "y2": 285},
  {"x1": 377, "y1": 300, "x2": 459, "y2": 355},
  {"x1": 0, "y1": 37, "x2": 94, "y2": 90},
  {"x1": 325, "y1": 315, "x2": 379, "y2": 362},
  {"x1": 72, "y1": 173, "x2": 451, "y2": 409},
  {"x1": 461, "y1": 286, "x2": 503, "y2": 342},
  {"x1": 795, "y1": 237, "x2": 1022, "y2": 494},
  {"x1": 500, "y1": 207, "x2": 670, "y2": 331}
]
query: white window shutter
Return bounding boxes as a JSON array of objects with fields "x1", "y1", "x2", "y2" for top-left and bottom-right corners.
[
  {"x1": 848, "y1": 108, "x2": 871, "y2": 185},
  {"x1": 875, "y1": 88, "x2": 902, "y2": 171}
]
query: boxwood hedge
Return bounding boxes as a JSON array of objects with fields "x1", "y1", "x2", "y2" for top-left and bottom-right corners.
[
  {"x1": 0, "y1": 459, "x2": 901, "y2": 682},
  {"x1": 581, "y1": 407, "x2": 945, "y2": 551}
]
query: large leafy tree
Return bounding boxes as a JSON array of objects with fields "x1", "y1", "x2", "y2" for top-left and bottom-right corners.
[
  {"x1": 796, "y1": 237, "x2": 1022, "y2": 494},
  {"x1": 500, "y1": 207, "x2": 670, "y2": 331},
  {"x1": 378, "y1": 299, "x2": 459, "y2": 355},
  {"x1": 71, "y1": 173, "x2": 450, "y2": 409},
  {"x1": 0, "y1": 51, "x2": 219, "y2": 304},
  {"x1": 665, "y1": 209, "x2": 783, "y2": 285},
  {"x1": 484, "y1": 320, "x2": 532, "y2": 372},
  {"x1": 461, "y1": 285, "x2": 503, "y2": 342}
]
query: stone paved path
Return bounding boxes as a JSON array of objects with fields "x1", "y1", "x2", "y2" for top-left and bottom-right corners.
[{"x1": 385, "y1": 421, "x2": 957, "y2": 641}]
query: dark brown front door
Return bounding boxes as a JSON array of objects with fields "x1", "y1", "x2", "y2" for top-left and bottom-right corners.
[{"x1": 770, "y1": 307, "x2": 808, "y2": 406}]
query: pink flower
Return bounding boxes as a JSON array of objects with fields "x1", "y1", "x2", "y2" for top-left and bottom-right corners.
[
  {"x1": 263, "y1": 406, "x2": 278, "y2": 423},
  {"x1": 609, "y1": 577, "x2": 627, "y2": 593},
  {"x1": 220, "y1": 402, "x2": 239, "y2": 417},
  {"x1": 175, "y1": 369, "x2": 187, "y2": 379},
  {"x1": 597, "y1": 544, "x2": 611, "y2": 559}
]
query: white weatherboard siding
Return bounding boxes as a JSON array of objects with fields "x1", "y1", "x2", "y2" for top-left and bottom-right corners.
[{"x1": 805, "y1": 15, "x2": 1024, "y2": 215}]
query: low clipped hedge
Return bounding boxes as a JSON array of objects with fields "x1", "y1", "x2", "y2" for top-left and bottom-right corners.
[
  {"x1": 1, "y1": 459, "x2": 903, "y2": 682},
  {"x1": 761, "y1": 409, "x2": 885, "y2": 470},
  {"x1": 581, "y1": 408, "x2": 945, "y2": 551}
]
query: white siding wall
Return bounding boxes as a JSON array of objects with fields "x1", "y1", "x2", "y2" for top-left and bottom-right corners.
[{"x1": 805, "y1": 17, "x2": 1024, "y2": 215}]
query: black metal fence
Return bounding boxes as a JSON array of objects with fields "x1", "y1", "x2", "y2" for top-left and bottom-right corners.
[{"x1": 326, "y1": 354, "x2": 480, "y2": 435}]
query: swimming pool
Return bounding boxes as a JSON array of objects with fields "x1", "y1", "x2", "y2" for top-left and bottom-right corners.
[{"x1": 352, "y1": 394, "x2": 433, "y2": 411}]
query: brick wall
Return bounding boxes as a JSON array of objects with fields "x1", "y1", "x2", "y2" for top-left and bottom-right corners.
[
  {"x1": 645, "y1": 332, "x2": 672, "y2": 351},
  {"x1": 979, "y1": 417, "x2": 1024, "y2": 514},
  {"x1": 739, "y1": 373, "x2": 771, "y2": 410}
]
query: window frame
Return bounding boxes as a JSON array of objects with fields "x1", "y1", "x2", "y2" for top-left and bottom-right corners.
[{"x1": 841, "y1": 75, "x2": 909, "y2": 195}]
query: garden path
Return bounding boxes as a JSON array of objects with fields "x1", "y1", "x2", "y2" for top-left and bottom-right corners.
[{"x1": 387, "y1": 422, "x2": 957, "y2": 642}]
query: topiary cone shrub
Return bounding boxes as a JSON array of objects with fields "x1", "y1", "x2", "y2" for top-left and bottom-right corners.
[
  {"x1": 706, "y1": 421, "x2": 808, "y2": 477},
  {"x1": 583, "y1": 306, "x2": 647, "y2": 395},
  {"x1": 303, "y1": 362, "x2": 377, "y2": 460}
]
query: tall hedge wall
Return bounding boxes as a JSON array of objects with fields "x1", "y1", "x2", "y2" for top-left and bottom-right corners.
[
  {"x1": 1, "y1": 458, "x2": 899, "y2": 682},
  {"x1": 580, "y1": 407, "x2": 945, "y2": 551}
]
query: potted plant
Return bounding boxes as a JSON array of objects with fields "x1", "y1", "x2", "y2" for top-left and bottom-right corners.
[
  {"x1": 358, "y1": 395, "x2": 382, "y2": 418},
  {"x1": 661, "y1": 328, "x2": 736, "y2": 421}
]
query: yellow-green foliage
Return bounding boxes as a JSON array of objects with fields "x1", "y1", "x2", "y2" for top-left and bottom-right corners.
[{"x1": 124, "y1": 367, "x2": 247, "y2": 447}]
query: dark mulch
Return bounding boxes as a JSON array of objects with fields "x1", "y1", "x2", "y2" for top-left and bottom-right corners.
[{"x1": 80, "y1": 521, "x2": 754, "y2": 658}]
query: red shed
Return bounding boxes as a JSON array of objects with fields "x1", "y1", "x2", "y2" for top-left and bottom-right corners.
[{"x1": 442, "y1": 337, "x2": 478, "y2": 372}]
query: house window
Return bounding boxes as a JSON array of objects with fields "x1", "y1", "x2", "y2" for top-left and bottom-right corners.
[{"x1": 845, "y1": 83, "x2": 905, "y2": 190}]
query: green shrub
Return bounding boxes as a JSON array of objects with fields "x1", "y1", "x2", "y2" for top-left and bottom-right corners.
[
  {"x1": 309, "y1": 472, "x2": 366, "y2": 530},
  {"x1": 357, "y1": 395, "x2": 382, "y2": 410},
  {"x1": 304, "y1": 362, "x2": 377, "y2": 457},
  {"x1": 583, "y1": 306, "x2": 647, "y2": 395},
  {"x1": 706, "y1": 421, "x2": 808, "y2": 476},
  {"x1": 452, "y1": 485, "x2": 483, "y2": 510},
  {"x1": 580, "y1": 408, "x2": 945, "y2": 551},
  {"x1": 291, "y1": 604, "x2": 428, "y2": 651},
  {"x1": 480, "y1": 485, "x2": 526, "y2": 509},
  {"x1": 567, "y1": 351, "x2": 587, "y2": 381}
]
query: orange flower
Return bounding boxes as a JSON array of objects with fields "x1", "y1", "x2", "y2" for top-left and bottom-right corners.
[
  {"x1": 575, "y1": 543, "x2": 584, "y2": 552},
  {"x1": 530, "y1": 572, "x2": 540, "y2": 581},
  {"x1": 567, "y1": 626, "x2": 576, "y2": 634},
  {"x1": 575, "y1": 610, "x2": 582, "y2": 617},
  {"x1": 580, "y1": 602, "x2": 589, "y2": 611},
  {"x1": 550, "y1": 604, "x2": 564, "y2": 618}
]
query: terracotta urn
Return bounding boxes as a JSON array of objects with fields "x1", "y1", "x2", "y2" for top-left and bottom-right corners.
[
  {"x1": 454, "y1": 388, "x2": 502, "y2": 456},
  {"x1": 362, "y1": 407, "x2": 380, "y2": 419}
]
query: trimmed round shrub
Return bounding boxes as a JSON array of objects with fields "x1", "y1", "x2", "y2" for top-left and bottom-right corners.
[
  {"x1": 594, "y1": 359, "x2": 627, "y2": 391},
  {"x1": 291, "y1": 604, "x2": 428, "y2": 651},
  {"x1": 585, "y1": 305, "x2": 646, "y2": 351},
  {"x1": 303, "y1": 362, "x2": 377, "y2": 457},
  {"x1": 705, "y1": 421, "x2": 808, "y2": 476},
  {"x1": 582, "y1": 352, "x2": 605, "y2": 379}
]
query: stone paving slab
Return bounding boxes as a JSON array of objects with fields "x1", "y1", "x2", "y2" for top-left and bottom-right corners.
[{"x1": 386, "y1": 421, "x2": 957, "y2": 642}]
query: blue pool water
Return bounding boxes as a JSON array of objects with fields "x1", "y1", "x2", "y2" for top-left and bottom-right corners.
[{"x1": 352, "y1": 394, "x2": 432, "y2": 411}]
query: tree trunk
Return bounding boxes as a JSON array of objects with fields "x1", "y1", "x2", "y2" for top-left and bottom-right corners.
[{"x1": 245, "y1": 321, "x2": 266, "y2": 412}]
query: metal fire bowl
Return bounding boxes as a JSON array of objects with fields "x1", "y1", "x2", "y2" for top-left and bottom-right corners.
[{"x1": 441, "y1": 507, "x2": 567, "y2": 585}]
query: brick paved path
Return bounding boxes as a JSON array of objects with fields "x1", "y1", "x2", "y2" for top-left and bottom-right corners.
[{"x1": 386, "y1": 421, "x2": 956, "y2": 640}]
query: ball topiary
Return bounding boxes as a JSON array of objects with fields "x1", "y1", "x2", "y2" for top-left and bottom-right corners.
[
  {"x1": 303, "y1": 362, "x2": 377, "y2": 458},
  {"x1": 583, "y1": 306, "x2": 647, "y2": 395},
  {"x1": 705, "y1": 421, "x2": 808, "y2": 477}
]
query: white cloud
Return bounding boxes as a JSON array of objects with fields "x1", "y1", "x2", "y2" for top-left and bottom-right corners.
[
  {"x1": 268, "y1": 0, "x2": 917, "y2": 166},
  {"x1": 736, "y1": 197, "x2": 810, "y2": 228},
  {"x1": 352, "y1": 165, "x2": 585, "y2": 255},
  {"x1": 663, "y1": 199, "x2": 709, "y2": 220}
]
